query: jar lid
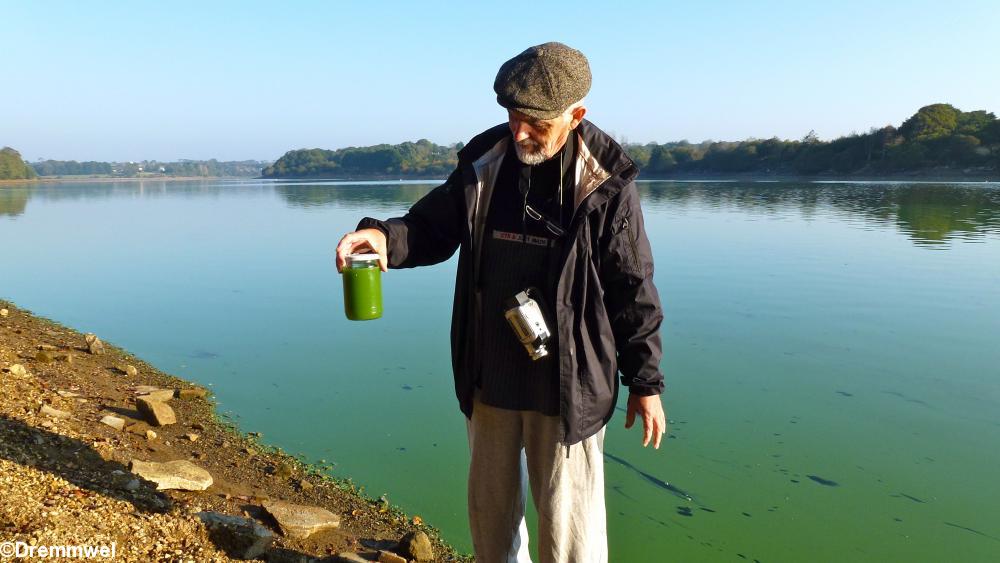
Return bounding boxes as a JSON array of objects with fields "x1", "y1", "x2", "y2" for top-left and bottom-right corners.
[{"x1": 346, "y1": 253, "x2": 380, "y2": 264}]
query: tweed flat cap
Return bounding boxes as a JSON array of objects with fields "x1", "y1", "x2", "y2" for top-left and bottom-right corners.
[{"x1": 494, "y1": 42, "x2": 591, "y2": 120}]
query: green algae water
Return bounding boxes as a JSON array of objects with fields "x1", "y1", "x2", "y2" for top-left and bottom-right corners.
[
  {"x1": 2, "y1": 179, "x2": 999, "y2": 562},
  {"x1": 343, "y1": 254, "x2": 383, "y2": 321}
]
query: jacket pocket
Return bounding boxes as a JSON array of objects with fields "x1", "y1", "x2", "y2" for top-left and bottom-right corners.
[{"x1": 611, "y1": 215, "x2": 642, "y2": 278}]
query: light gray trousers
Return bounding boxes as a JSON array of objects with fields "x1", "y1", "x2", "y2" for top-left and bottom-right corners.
[{"x1": 466, "y1": 396, "x2": 608, "y2": 563}]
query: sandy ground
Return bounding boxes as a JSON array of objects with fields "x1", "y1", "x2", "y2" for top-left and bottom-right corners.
[{"x1": 0, "y1": 299, "x2": 470, "y2": 562}]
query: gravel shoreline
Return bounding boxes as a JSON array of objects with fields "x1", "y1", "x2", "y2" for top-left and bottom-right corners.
[{"x1": 0, "y1": 299, "x2": 470, "y2": 562}]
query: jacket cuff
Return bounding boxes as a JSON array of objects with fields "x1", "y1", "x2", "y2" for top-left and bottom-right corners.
[
  {"x1": 357, "y1": 217, "x2": 390, "y2": 238},
  {"x1": 626, "y1": 381, "x2": 664, "y2": 396}
]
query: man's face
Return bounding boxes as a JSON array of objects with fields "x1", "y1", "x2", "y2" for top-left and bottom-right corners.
[{"x1": 508, "y1": 109, "x2": 573, "y2": 166}]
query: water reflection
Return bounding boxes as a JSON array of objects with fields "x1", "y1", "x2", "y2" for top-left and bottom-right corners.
[
  {"x1": 4, "y1": 179, "x2": 1000, "y2": 246},
  {"x1": 637, "y1": 181, "x2": 1000, "y2": 246}
]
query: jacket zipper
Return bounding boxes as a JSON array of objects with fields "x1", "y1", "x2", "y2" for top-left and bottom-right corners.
[{"x1": 622, "y1": 217, "x2": 640, "y2": 274}]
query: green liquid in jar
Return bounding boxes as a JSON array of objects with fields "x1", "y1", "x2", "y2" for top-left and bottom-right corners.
[{"x1": 343, "y1": 263, "x2": 382, "y2": 320}]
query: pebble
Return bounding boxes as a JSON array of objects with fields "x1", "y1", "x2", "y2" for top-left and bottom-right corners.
[
  {"x1": 0, "y1": 308, "x2": 8, "y2": 317},
  {"x1": 146, "y1": 430, "x2": 158, "y2": 441},
  {"x1": 124, "y1": 364, "x2": 138, "y2": 377},
  {"x1": 185, "y1": 433, "x2": 200, "y2": 442},
  {"x1": 9, "y1": 363, "x2": 29, "y2": 378},
  {"x1": 177, "y1": 387, "x2": 208, "y2": 399}
]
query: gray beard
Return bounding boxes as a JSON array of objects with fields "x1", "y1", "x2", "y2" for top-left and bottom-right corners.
[{"x1": 514, "y1": 140, "x2": 549, "y2": 165}]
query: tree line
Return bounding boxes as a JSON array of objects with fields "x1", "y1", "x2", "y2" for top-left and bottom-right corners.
[
  {"x1": 264, "y1": 103, "x2": 998, "y2": 178},
  {"x1": 29, "y1": 159, "x2": 270, "y2": 177},
  {"x1": 262, "y1": 139, "x2": 458, "y2": 179},
  {"x1": 0, "y1": 147, "x2": 37, "y2": 180}
]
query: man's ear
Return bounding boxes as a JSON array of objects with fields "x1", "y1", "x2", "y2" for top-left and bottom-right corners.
[{"x1": 570, "y1": 105, "x2": 587, "y2": 129}]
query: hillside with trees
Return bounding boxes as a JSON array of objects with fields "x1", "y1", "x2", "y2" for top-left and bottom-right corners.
[
  {"x1": 0, "y1": 147, "x2": 37, "y2": 180},
  {"x1": 628, "y1": 104, "x2": 999, "y2": 177},
  {"x1": 262, "y1": 139, "x2": 459, "y2": 179},
  {"x1": 30, "y1": 159, "x2": 269, "y2": 178},
  {"x1": 263, "y1": 104, "x2": 998, "y2": 179}
]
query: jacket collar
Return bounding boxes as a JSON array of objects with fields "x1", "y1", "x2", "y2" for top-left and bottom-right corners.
[{"x1": 458, "y1": 119, "x2": 637, "y2": 218}]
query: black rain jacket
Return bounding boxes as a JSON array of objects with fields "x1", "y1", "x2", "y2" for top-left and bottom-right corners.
[{"x1": 358, "y1": 119, "x2": 664, "y2": 444}]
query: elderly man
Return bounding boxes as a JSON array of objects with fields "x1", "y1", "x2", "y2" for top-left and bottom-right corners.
[{"x1": 336, "y1": 42, "x2": 665, "y2": 563}]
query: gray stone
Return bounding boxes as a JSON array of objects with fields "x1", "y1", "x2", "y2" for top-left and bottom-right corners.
[
  {"x1": 138, "y1": 389, "x2": 175, "y2": 402},
  {"x1": 130, "y1": 459, "x2": 213, "y2": 491},
  {"x1": 399, "y1": 531, "x2": 434, "y2": 561},
  {"x1": 378, "y1": 551, "x2": 407, "y2": 563},
  {"x1": 8, "y1": 364, "x2": 29, "y2": 378},
  {"x1": 136, "y1": 396, "x2": 176, "y2": 426},
  {"x1": 84, "y1": 333, "x2": 105, "y2": 355},
  {"x1": 40, "y1": 405, "x2": 70, "y2": 419},
  {"x1": 100, "y1": 415, "x2": 126, "y2": 431},
  {"x1": 198, "y1": 511, "x2": 275, "y2": 560},
  {"x1": 124, "y1": 479, "x2": 140, "y2": 491},
  {"x1": 261, "y1": 500, "x2": 341, "y2": 539},
  {"x1": 334, "y1": 554, "x2": 369, "y2": 563}
]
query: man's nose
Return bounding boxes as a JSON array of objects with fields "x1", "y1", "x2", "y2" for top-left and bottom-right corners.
[{"x1": 511, "y1": 121, "x2": 531, "y2": 142}]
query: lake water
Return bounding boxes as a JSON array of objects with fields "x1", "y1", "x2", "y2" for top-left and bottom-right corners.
[{"x1": 2, "y1": 179, "x2": 999, "y2": 562}]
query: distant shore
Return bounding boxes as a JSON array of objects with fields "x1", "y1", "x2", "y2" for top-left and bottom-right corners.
[
  {"x1": 0, "y1": 176, "x2": 254, "y2": 186},
  {"x1": 0, "y1": 299, "x2": 467, "y2": 561}
]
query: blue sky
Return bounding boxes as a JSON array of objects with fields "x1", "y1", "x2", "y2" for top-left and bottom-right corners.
[{"x1": 3, "y1": 0, "x2": 998, "y2": 162}]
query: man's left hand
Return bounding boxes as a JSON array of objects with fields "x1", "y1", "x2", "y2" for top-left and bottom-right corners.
[{"x1": 625, "y1": 393, "x2": 667, "y2": 449}]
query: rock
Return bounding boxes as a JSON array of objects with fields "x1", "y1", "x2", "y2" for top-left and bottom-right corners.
[
  {"x1": 8, "y1": 364, "x2": 29, "y2": 378},
  {"x1": 335, "y1": 553, "x2": 369, "y2": 563},
  {"x1": 133, "y1": 385, "x2": 161, "y2": 394},
  {"x1": 56, "y1": 390, "x2": 80, "y2": 398},
  {"x1": 84, "y1": 333, "x2": 105, "y2": 355},
  {"x1": 198, "y1": 511, "x2": 275, "y2": 560},
  {"x1": 177, "y1": 387, "x2": 208, "y2": 399},
  {"x1": 138, "y1": 389, "x2": 175, "y2": 402},
  {"x1": 37, "y1": 343, "x2": 57, "y2": 351},
  {"x1": 379, "y1": 551, "x2": 407, "y2": 563},
  {"x1": 35, "y1": 350, "x2": 55, "y2": 363},
  {"x1": 136, "y1": 396, "x2": 176, "y2": 426},
  {"x1": 297, "y1": 479, "x2": 313, "y2": 492},
  {"x1": 274, "y1": 462, "x2": 293, "y2": 479},
  {"x1": 130, "y1": 459, "x2": 213, "y2": 491},
  {"x1": 0, "y1": 308, "x2": 8, "y2": 317},
  {"x1": 185, "y1": 433, "x2": 200, "y2": 442},
  {"x1": 58, "y1": 353, "x2": 75, "y2": 364},
  {"x1": 40, "y1": 405, "x2": 70, "y2": 419},
  {"x1": 261, "y1": 500, "x2": 341, "y2": 539},
  {"x1": 100, "y1": 415, "x2": 126, "y2": 431},
  {"x1": 145, "y1": 430, "x2": 158, "y2": 441},
  {"x1": 398, "y1": 531, "x2": 434, "y2": 561},
  {"x1": 124, "y1": 364, "x2": 138, "y2": 377}
]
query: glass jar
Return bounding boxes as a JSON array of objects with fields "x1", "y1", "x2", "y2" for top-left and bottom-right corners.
[{"x1": 342, "y1": 253, "x2": 383, "y2": 321}]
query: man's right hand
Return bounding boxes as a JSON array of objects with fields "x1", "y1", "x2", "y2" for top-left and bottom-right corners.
[{"x1": 336, "y1": 228, "x2": 389, "y2": 273}]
